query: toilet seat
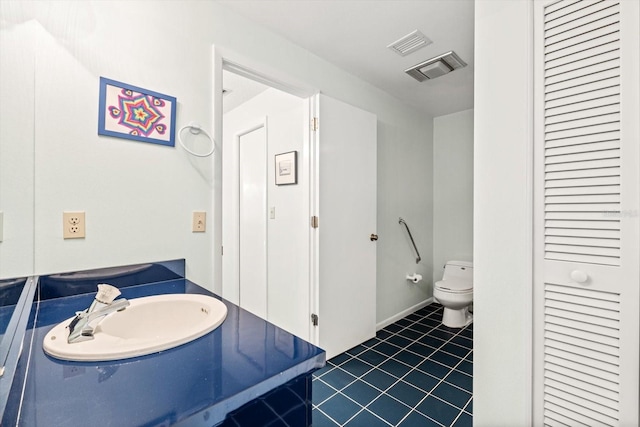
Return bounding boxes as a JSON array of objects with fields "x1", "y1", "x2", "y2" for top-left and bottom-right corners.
[{"x1": 435, "y1": 278, "x2": 472, "y2": 293}]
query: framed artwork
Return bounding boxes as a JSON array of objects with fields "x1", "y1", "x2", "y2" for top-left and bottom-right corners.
[
  {"x1": 98, "y1": 77, "x2": 176, "y2": 146},
  {"x1": 275, "y1": 151, "x2": 297, "y2": 185}
]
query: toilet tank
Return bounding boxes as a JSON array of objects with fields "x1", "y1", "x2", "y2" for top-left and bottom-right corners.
[{"x1": 443, "y1": 261, "x2": 473, "y2": 283}]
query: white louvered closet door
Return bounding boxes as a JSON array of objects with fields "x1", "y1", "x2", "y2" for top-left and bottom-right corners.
[{"x1": 533, "y1": 1, "x2": 640, "y2": 426}]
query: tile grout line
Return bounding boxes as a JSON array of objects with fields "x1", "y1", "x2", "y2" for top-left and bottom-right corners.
[
  {"x1": 366, "y1": 316, "x2": 474, "y2": 399},
  {"x1": 449, "y1": 394, "x2": 474, "y2": 427},
  {"x1": 398, "y1": 332, "x2": 473, "y2": 425},
  {"x1": 311, "y1": 377, "x2": 341, "y2": 407},
  {"x1": 378, "y1": 309, "x2": 472, "y2": 364},
  {"x1": 341, "y1": 404, "x2": 394, "y2": 427},
  {"x1": 313, "y1": 305, "x2": 473, "y2": 426},
  {"x1": 355, "y1": 318, "x2": 472, "y2": 425},
  {"x1": 392, "y1": 325, "x2": 472, "y2": 426},
  {"x1": 326, "y1": 337, "x2": 470, "y2": 419},
  {"x1": 314, "y1": 308, "x2": 446, "y2": 425},
  {"x1": 315, "y1": 357, "x2": 409, "y2": 426}
]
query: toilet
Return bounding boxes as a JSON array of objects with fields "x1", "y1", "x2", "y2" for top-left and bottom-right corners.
[{"x1": 434, "y1": 261, "x2": 473, "y2": 328}]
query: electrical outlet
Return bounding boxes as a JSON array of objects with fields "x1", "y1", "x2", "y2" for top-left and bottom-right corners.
[
  {"x1": 192, "y1": 211, "x2": 206, "y2": 232},
  {"x1": 63, "y1": 211, "x2": 85, "y2": 239}
]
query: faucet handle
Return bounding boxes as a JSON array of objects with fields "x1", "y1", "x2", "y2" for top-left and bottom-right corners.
[{"x1": 96, "y1": 284, "x2": 121, "y2": 304}]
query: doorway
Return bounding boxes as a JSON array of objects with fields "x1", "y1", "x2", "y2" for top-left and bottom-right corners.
[
  {"x1": 215, "y1": 53, "x2": 379, "y2": 357},
  {"x1": 221, "y1": 67, "x2": 312, "y2": 341}
]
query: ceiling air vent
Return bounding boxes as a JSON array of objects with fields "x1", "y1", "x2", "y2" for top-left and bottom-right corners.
[
  {"x1": 387, "y1": 30, "x2": 432, "y2": 57},
  {"x1": 406, "y1": 51, "x2": 467, "y2": 82}
]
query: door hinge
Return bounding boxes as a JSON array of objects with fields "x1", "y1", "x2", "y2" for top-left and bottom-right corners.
[
  {"x1": 311, "y1": 313, "x2": 319, "y2": 326},
  {"x1": 311, "y1": 117, "x2": 319, "y2": 131},
  {"x1": 311, "y1": 216, "x2": 319, "y2": 228},
  {"x1": 221, "y1": 246, "x2": 223, "y2": 256}
]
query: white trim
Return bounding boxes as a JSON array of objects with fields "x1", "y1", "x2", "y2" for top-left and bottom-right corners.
[
  {"x1": 618, "y1": 1, "x2": 640, "y2": 422},
  {"x1": 524, "y1": 1, "x2": 535, "y2": 425},
  {"x1": 376, "y1": 298, "x2": 434, "y2": 331},
  {"x1": 308, "y1": 94, "x2": 320, "y2": 345},
  {"x1": 216, "y1": 46, "x2": 317, "y2": 99},
  {"x1": 224, "y1": 60, "x2": 313, "y2": 100},
  {"x1": 532, "y1": 2, "x2": 547, "y2": 424},
  {"x1": 236, "y1": 122, "x2": 266, "y2": 138},
  {"x1": 212, "y1": 45, "x2": 223, "y2": 295}
]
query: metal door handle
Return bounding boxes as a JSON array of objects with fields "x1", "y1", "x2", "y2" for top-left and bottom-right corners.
[{"x1": 370, "y1": 233, "x2": 378, "y2": 241}]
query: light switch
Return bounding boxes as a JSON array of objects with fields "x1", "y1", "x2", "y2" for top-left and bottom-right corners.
[
  {"x1": 192, "y1": 212, "x2": 206, "y2": 232},
  {"x1": 269, "y1": 207, "x2": 276, "y2": 219}
]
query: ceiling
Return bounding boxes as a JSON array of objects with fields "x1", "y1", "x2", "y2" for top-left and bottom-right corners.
[
  {"x1": 217, "y1": 0, "x2": 474, "y2": 117},
  {"x1": 222, "y1": 70, "x2": 270, "y2": 114}
]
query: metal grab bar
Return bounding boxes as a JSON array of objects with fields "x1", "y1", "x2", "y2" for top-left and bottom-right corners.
[{"x1": 399, "y1": 217, "x2": 421, "y2": 264}]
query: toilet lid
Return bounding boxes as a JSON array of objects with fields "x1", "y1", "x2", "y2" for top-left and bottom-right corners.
[{"x1": 435, "y1": 278, "x2": 473, "y2": 292}]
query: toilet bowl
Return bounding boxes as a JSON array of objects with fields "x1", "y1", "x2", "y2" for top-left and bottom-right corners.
[{"x1": 434, "y1": 261, "x2": 473, "y2": 328}]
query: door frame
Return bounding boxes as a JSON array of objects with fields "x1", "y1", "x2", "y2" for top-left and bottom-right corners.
[{"x1": 213, "y1": 45, "x2": 320, "y2": 342}]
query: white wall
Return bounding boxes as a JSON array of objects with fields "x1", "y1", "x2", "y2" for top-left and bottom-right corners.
[
  {"x1": 474, "y1": 0, "x2": 532, "y2": 425},
  {"x1": 0, "y1": 19, "x2": 36, "y2": 278},
  {"x1": 0, "y1": 0, "x2": 432, "y2": 324},
  {"x1": 433, "y1": 109, "x2": 474, "y2": 283},
  {"x1": 222, "y1": 88, "x2": 309, "y2": 340},
  {"x1": 1, "y1": 2, "x2": 214, "y2": 286},
  {"x1": 32, "y1": 25, "x2": 214, "y2": 283},
  {"x1": 376, "y1": 118, "x2": 433, "y2": 326},
  {"x1": 265, "y1": 103, "x2": 310, "y2": 339}
]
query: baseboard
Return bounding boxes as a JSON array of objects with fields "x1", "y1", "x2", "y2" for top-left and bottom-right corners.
[{"x1": 376, "y1": 297, "x2": 434, "y2": 331}]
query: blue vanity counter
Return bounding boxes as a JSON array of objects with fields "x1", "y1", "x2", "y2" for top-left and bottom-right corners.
[{"x1": 4, "y1": 262, "x2": 325, "y2": 426}]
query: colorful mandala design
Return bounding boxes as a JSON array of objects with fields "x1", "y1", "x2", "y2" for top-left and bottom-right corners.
[{"x1": 108, "y1": 89, "x2": 166, "y2": 137}]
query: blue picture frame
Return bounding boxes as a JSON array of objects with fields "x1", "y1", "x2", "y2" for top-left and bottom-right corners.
[{"x1": 98, "y1": 77, "x2": 177, "y2": 147}]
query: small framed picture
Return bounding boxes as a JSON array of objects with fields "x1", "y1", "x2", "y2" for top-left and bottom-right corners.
[
  {"x1": 275, "y1": 151, "x2": 297, "y2": 185},
  {"x1": 98, "y1": 77, "x2": 177, "y2": 147}
]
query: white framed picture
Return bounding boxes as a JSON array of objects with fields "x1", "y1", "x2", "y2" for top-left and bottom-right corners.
[{"x1": 275, "y1": 151, "x2": 297, "y2": 185}]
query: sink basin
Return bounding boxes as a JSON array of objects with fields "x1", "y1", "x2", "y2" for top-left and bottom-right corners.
[{"x1": 43, "y1": 294, "x2": 227, "y2": 362}]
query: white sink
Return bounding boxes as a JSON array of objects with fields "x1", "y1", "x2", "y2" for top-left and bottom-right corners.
[{"x1": 43, "y1": 294, "x2": 227, "y2": 362}]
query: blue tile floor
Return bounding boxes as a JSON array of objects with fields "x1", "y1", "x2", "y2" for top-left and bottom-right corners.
[{"x1": 312, "y1": 304, "x2": 473, "y2": 426}]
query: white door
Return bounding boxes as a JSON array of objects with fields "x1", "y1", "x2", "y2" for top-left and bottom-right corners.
[
  {"x1": 238, "y1": 125, "x2": 268, "y2": 319},
  {"x1": 314, "y1": 94, "x2": 377, "y2": 359},
  {"x1": 533, "y1": 1, "x2": 639, "y2": 425}
]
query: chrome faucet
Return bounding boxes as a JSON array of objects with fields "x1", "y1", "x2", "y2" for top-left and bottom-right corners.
[{"x1": 67, "y1": 284, "x2": 130, "y2": 344}]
